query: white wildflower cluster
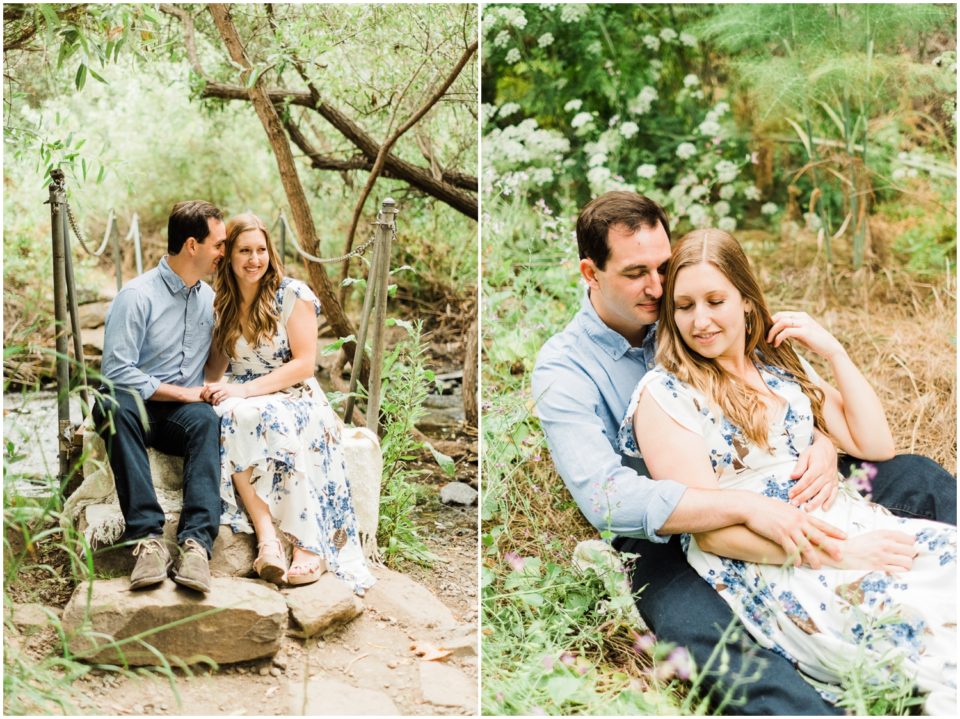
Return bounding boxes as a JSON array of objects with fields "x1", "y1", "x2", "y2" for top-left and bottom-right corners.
[
  {"x1": 891, "y1": 150, "x2": 929, "y2": 181},
  {"x1": 482, "y1": 118, "x2": 570, "y2": 185},
  {"x1": 697, "y1": 119, "x2": 721, "y2": 137},
  {"x1": 619, "y1": 121, "x2": 639, "y2": 139},
  {"x1": 683, "y1": 74, "x2": 700, "y2": 88},
  {"x1": 571, "y1": 111, "x2": 594, "y2": 129},
  {"x1": 608, "y1": 114, "x2": 621, "y2": 127},
  {"x1": 564, "y1": 98, "x2": 583, "y2": 113},
  {"x1": 743, "y1": 185, "x2": 762, "y2": 201},
  {"x1": 679, "y1": 32, "x2": 697, "y2": 47},
  {"x1": 718, "y1": 184, "x2": 735, "y2": 200},
  {"x1": 688, "y1": 184, "x2": 708, "y2": 201},
  {"x1": 659, "y1": 28, "x2": 678, "y2": 42},
  {"x1": 538, "y1": 32, "x2": 555, "y2": 48},
  {"x1": 506, "y1": 48, "x2": 522, "y2": 64},
  {"x1": 636, "y1": 164, "x2": 657, "y2": 180},
  {"x1": 718, "y1": 216, "x2": 737, "y2": 233},
  {"x1": 587, "y1": 166, "x2": 612, "y2": 188},
  {"x1": 802, "y1": 212, "x2": 822, "y2": 231},
  {"x1": 713, "y1": 200, "x2": 731, "y2": 218},
  {"x1": 530, "y1": 167, "x2": 555, "y2": 186},
  {"x1": 501, "y1": 7, "x2": 527, "y2": 29},
  {"x1": 480, "y1": 103, "x2": 498, "y2": 127},
  {"x1": 559, "y1": 4, "x2": 589, "y2": 23},
  {"x1": 642, "y1": 35, "x2": 660, "y2": 51},
  {"x1": 687, "y1": 204, "x2": 710, "y2": 228},
  {"x1": 761, "y1": 202, "x2": 779, "y2": 216},
  {"x1": 493, "y1": 30, "x2": 511, "y2": 48},
  {"x1": 628, "y1": 86, "x2": 658, "y2": 116},
  {"x1": 588, "y1": 152, "x2": 608, "y2": 167},
  {"x1": 714, "y1": 160, "x2": 739, "y2": 184},
  {"x1": 676, "y1": 142, "x2": 697, "y2": 160},
  {"x1": 498, "y1": 102, "x2": 521, "y2": 119}
]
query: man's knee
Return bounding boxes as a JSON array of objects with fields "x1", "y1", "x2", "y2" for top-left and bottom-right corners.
[{"x1": 865, "y1": 453, "x2": 956, "y2": 524}]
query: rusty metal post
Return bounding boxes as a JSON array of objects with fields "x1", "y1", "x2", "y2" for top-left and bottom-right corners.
[
  {"x1": 366, "y1": 198, "x2": 397, "y2": 435},
  {"x1": 61, "y1": 209, "x2": 89, "y2": 411},
  {"x1": 343, "y1": 227, "x2": 383, "y2": 425},
  {"x1": 129, "y1": 212, "x2": 143, "y2": 275},
  {"x1": 109, "y1": 208, "x2": 121, "y2": 291},
  {"x1": 48, "y1": 170, "x2": 71, "y2": 482}
]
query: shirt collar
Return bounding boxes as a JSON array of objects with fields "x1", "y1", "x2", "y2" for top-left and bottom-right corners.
[
  {"x1": 577, "y1": 287, "x2": 658, "y2": 361},
  {"x1": 158, "y1": 256, "x2": 199, "y2": 295}
]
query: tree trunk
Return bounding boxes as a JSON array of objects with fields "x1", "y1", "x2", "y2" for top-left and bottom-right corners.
[
  {"x1": 208, "y1": 4, "x2": 361, "y2": 368},
  {"x1": 462, "y1": 316, "x2": 478, "y2": 428}
]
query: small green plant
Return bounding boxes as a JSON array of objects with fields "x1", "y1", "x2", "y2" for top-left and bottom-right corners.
[{"x1": 375, "y1": 319, "x2": 439, "y2": 567}]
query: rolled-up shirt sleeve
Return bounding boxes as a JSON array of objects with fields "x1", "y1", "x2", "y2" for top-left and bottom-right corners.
[
  {"x1": 531, "y1": 354, "x2": 687, "y2": 541},
  {"x1": 100, "y1": 289, "x2": 161, "y2": 400}
]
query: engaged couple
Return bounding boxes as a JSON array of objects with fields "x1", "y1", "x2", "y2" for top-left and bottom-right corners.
[
  {"x1": 533, "y1": 191, "x2": 957, "y2": 714},
  {"x1": 93, "y1": 200, "x2": 375, "y2": 596}
]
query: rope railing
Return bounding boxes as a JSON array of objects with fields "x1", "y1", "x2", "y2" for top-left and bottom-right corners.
[{"x1": 48, "y1": 172, "x2": 397, "y2": 487}]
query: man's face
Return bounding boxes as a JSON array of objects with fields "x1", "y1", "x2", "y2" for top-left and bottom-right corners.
[
  {"x1": 195, "y1": 218, "x2": 227, "y2": 275},
  {"x1": 580, "y1": 222, "x2": 671, "y2": 344}
]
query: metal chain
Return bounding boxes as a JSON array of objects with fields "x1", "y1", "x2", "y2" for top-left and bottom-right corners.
[{"x1": 65, "y1": 199, "x2": 111, "y2": 257}]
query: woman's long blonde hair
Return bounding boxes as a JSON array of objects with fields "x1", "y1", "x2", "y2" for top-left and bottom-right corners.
[
  {"x1": 656, "y1": 229, "x2": 827, "y2": 450},
  {"x1": 213, "y1": 213, "x2": 285, "y2": 358}
]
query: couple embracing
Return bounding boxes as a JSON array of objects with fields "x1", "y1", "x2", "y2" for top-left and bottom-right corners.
[
  {"x1": 533, "y1": 191, "x2": 956, "y2": 713},
  {"x1": 94, "y1": 201, "x2": 375, "y2": 596}
]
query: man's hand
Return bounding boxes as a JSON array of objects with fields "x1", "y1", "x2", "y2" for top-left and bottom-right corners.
[
  {"x1": 827, "y1": 530, "x2": 917, "y2": 572},
  {"x1": 202, "y1": 381, "x2": 248, "y2": 406},
  {"x1": 744, "y1": 496, "x2": 846, "y2": 569},
  {"x1": 789, "y1": 432, "x2": 840, "y2": 511}
]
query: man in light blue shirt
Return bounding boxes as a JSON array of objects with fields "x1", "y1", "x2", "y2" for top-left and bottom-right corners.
[
  {"x1": 532, "y1": 191, "x2": 955, "y2": 713},
  {"x1": 93, "y1": 200, "x2": 227, "y2": 593}
]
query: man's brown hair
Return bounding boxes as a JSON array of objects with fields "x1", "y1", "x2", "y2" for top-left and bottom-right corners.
[{"x1": 576, "y1": 191, "x2": 671, "y2": 269}]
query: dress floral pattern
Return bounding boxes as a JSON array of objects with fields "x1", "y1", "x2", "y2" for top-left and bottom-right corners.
[
  {"x1": 215, "y1": 278, "x2": 375, "y2": 594},
  {"x1": 619, "y1": 363, "x2": 956, "y2": 711}
]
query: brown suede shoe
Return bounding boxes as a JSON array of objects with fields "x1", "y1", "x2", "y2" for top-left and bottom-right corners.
[
  {"x1": 129, "y1": 536, "x2": 172, "y2": 590},
  {"x1": 172, "y1": 538, "x2": 211, "y2": 593}
]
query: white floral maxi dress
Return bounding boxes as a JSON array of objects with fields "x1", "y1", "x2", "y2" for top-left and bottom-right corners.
[
  {"x1": 215, "y1": 278, "x2": 375, "y2": 593},
  {"x1": 619, "y1": 364, "x2": 956, "y2": 712}
]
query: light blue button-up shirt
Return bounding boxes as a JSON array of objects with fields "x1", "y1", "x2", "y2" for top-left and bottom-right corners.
[
  {"x1": 531, "y1": 291, "x2": 688, "y2": 541},
  {"x1": 101, "y1": 257, "x2": 214, "y2": 400}
]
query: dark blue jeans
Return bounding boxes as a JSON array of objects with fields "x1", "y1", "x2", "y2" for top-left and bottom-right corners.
[
  {"x1": 92, "y1": 386, "x2": 221, "y2": 556},
  {"x1": 614, "y1": 453, "x2": 956, "y2": 715}
]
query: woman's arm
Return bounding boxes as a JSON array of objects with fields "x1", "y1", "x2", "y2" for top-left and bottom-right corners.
[
  {"x1": 205, "y1": 341, "x2": 229, "y2": 383},
  {"x1": 768, "y1": 312, "x2": 895, "y2": 461},
  {"x1": 206, "y1": 298, "x2": 317, "y2": 402},
  {"x1": 634, "y1": 388, "x2": 842, "y2": 567}
]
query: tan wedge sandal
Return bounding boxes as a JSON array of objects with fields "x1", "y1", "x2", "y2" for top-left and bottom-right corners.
[{"x1": 254, "y1": 538, "x2": 287, "y2": 585}]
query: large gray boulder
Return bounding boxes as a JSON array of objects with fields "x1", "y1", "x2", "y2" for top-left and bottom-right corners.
[{"x1": 62, "y1": 577, "x2": 287, "y2": 665}]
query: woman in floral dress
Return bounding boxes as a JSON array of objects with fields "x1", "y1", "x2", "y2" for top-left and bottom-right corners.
[
  {"x1": 619, "y1": 229, "x2": 955, "y2": 712},
  {"x1": 204, "y1": 213, "x2": 374, "y2": 593}
]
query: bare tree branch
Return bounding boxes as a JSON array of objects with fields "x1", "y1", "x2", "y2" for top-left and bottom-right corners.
[
  {"x1": 203, "y1": 81, "x2": 477, "y2": 217},
  {"x1": 158, "y1": 4, "x2": 205, "y2": 77},
  {"x1": 339, "y1": 38, "x2": 478, "y2": 286}
]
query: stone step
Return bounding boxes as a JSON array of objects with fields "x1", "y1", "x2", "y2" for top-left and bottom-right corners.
[{"x1": 62, "y1": 577, "x2": 288, "y2": 666}]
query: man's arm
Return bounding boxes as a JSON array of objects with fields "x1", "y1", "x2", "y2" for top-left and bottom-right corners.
[
  {"x1": 101, "y1": 290, "x2": 204, "y2": 403},
  {"x1": 532, "y1": 354, "x2": 686, "y2": 540}
]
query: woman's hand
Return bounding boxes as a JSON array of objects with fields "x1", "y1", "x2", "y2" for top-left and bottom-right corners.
[
  {"x1": 829, "y1": 530, "x2": 918, "y2": 572},
  {"x1": 202, "y1": 381, "x2": 248, "y2": 405},
  {"x1": 768, "y1": 311, "x2": 845, "y2": 361},
  {"x1": 789, "y1": 431, "x2": 840, "y2": 511}
]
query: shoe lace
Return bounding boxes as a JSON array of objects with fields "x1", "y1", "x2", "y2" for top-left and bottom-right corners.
[
  {"x1": 182, "y1": 538, "x2": 206, "y2": 557},
  {"x1": 133, "y1": 537, "x2": 164, "y2": 557}
]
